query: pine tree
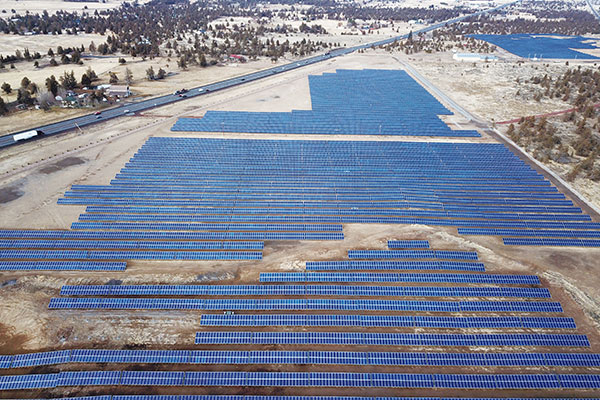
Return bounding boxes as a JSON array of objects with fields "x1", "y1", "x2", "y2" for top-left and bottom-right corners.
[
  {"x1": 0, "y1": 97, "x2": 7, "y2": 115},
  {"x1": 125, "y1": 68, "x2": 133, "y2": 85},
  {"x1": 46, "y1": 75, "x2": 59, "y2": 96},
  {"x1": 1, "y1": 82, "x2": 11, "y2": 95},
  {"x1": 146, "y1": 66, "x2": 155, "y2": 80}
]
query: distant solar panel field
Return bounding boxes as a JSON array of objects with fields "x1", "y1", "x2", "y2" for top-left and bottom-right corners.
[
  {"x1": 469, "y1": 34, "x2": 600, "y2": 59},
  {"x1": 171, "y1": 69, "x2": 481, "y2": 137}
]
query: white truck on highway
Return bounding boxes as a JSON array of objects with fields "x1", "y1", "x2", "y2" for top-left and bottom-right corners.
[{"x1": 13, "y1": 130, "x2": 43, "y2": 142}]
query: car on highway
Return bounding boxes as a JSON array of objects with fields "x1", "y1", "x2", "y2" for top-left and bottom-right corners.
[{"x1": 94, "y1": 111, "x2": 101, "y2": 115}]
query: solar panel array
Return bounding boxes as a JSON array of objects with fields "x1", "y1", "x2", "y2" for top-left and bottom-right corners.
[
  {"x1": 2, "y1": 371, "x2": 600, "y2": 390},
  {"x1": 40, "y1": 235, "x2": 600, "y2": 394},
  {"x1": 469, "y1": 33, "x2": 600, "y2": 60},
  {"x1": 4, "y1": 349, "x2": 600, "y2": 368},
  {"x1": 171, "y1": 70, "x2": 481, "y2": 137},
  {"x1": 7, "y1": 68, "x2": 600, "y2": 397},
  {"x1": 50, "y1": 136, "x2": 600, "y2": 251}
]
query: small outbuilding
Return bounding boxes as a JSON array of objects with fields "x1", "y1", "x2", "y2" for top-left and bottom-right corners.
[{"x1": 106, "y1": 85, "x2": 131, "y2": 98}]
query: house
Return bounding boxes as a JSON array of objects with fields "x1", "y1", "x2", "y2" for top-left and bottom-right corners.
[{"x1": 106, "y1": 85, "x2": 131, "y2": 98}]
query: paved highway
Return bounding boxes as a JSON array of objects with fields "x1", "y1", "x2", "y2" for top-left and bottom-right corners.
[{"x1": 0, "y1": 0, "x2": 517, "y2": 150}]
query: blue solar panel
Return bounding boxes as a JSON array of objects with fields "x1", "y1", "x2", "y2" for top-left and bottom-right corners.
[
  {"x1": 11, "y1": 350, "x2": 70, "y2": 368},
  {"x1": 0, "y1": 261, "x2": 126, "y2": 271},
  {"x1": 259, "y1": 272, "x2": 539, "y2": 285},
  {"x1": 2, "y1": 371, "x2": 600, "y2": 389},
  {"x1": 121, "y1": 371, "x2": 185, "y2": 386},
  {"x1": 171, "y1": 70, "x2": 480, "y2": 137},
  {"x1": 57, "y1": 371, "x2": 121, "y2": 386},
  {"x1": 0, "y1": 250, "x2": 262, "y2": 260},
  {"x1": 469, "y1": 34, "x2": 600, "y2": 60},
  {"x1": 0, "y1": 239, "x2": 264, "y2": 251},
  {"x1": 388, "y1": 240, "x2": 430, "y2": 249},
  {"x1": 198, "y1": 314, "x2": 575, "y2": 329},
  {"x1": 59, "y1": 284, "x2": 550, "y2": 298},
  {"x1": 347, "y1": 250, "x2": 478, "y2": 260},
  {"x1": 41, "y1": 135, "x2": 598, "y2": 249},
  {"x1": 305, "y1": 260, "x2": 486, "y2": 271},
  {"x1": 194, "y1": 332, "x2": 588, "y2": 347},
  {"x1": 48, "y1": 297, "x2": 562, "y2": 312}
]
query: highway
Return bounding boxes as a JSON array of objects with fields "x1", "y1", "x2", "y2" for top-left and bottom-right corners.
[{"x1": 0, "y1": 0, "x2": 517, "y2": 150}]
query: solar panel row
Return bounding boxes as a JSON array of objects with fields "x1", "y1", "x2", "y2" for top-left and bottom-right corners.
[
  {"x1": 387, "y1": 240, "x2": 430, "y2": 249},
  {"x1": 503, "y1": 238, "x2": 600, "y2": 247},
  {"x1": 0, "y1": 261, "x2": 126, "y2": 271},
  {"x1": 47, "y1": 298, "x2": 563, "y2": 312},
  {"x1": 0, "y1": 250, "x2": 262, "y2": 260},
  {"x1": 59, "y1": 285, "x2": 551, "y2": 298},
  {"x1": 259, "y1": 272, "x2": 540, "y2": 285},
  {"x1": 0, "y1": 230, "x2": 343, "y2": 241},
  {"x1": 70, "y1": 222, "x2": 342, "y2": 232},
  {"x1": 0, "y1": 240, "x2": 264, "y2": 250},
  {"x1": 304, "y1": 260, "x2": 486, "y2": 271},
  {"x1": 67, "y1": 191, "x2": 566, "y2": 200},
  {"x1": 198, "y1": 314, "x2": 576, "y2": 329},
  {"x1": 194, "y1": 332, "x2": 589, "y2": 347},
  {"x1": 460, "y1": 228, "x2": 600, "y2": 239},
  {"x1": 2, "y1": 371, "x2": 600, "y2": 389},
  {"x1": 348, "y1": 250, "x2": 479, "y2": 260},
  {"x1": 74, "y1": 212, "x2": 592, "y2": 223},
  {"x1": 70, "y1": 196, "x2": 577, "y2": 207},
  {"x1": 3, "y1": 349, "x2": 600, "y2": 369}
]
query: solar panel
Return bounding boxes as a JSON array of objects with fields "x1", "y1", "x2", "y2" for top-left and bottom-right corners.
[
  {"x1": 259, "y1": 272, "x2": 540, "y2": 285},
  {"x1": 59, "y1": 284, "x2": 550, "y2": 298},
  {"x1": 48, "y1": 297, "x2": 562, "y2": 312},
  {"x1": 194, "y1": 332, "x2": 588, "y2": 347}
]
